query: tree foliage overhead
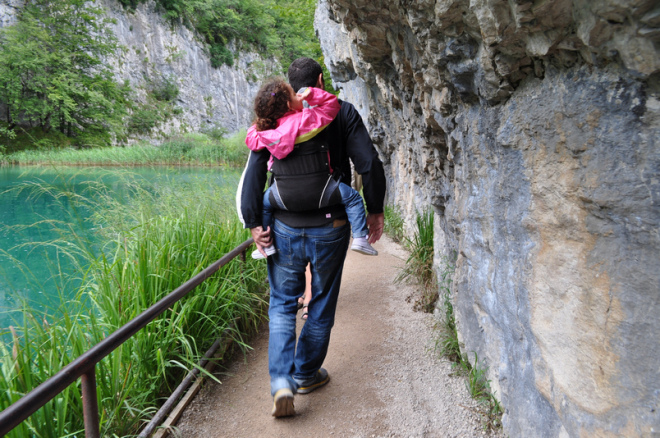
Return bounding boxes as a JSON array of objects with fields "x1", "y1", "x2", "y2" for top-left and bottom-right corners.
[{"x1": 0, "y1": 0, "x2": 131, "y2": 145}]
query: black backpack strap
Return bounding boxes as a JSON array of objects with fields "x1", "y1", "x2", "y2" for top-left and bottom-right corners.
[
  {"x1": 268, "y1": 180, "x2": 288, "y2": 210},
  {"x1": 319, "y1": 176, "x2": 342, "y2": 209}
]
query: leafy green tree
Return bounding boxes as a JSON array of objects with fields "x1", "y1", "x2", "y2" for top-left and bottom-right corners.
[
  {"x1": 170, "y1": 0, "x2": 277, "y2": 67},
  {"x1": 270, "y1": 0, "x2": 335, "y2": 91},
  {"x1": 271, "y1": 0, "x2": 318, "y2": 63},
  {"x1": 0, "y1": 0, "x2": 130, "y2": 145}
]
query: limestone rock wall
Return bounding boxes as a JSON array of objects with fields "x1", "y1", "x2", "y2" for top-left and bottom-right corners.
[
  {"x1": 316, "y1": 0, "x2": 660, "y2": 436},
  {"x1": 100, "y1": 0, "x2": 277, "y2": 135},
  {"x1": 0, "y1": 0, "x2": 20, "y2": 28},
  {"x1": 0, "y1": 0, "x2": 277, "y2": 135}
]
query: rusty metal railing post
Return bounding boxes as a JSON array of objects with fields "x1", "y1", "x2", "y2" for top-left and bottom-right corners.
[{"x1": 81, "y1": 368, "x2": 100, "y2": 438}]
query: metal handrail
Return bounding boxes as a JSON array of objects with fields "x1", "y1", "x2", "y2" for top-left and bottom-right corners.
[{"x1": 0, "y1": 238, "x2": 254, "y2": 438}]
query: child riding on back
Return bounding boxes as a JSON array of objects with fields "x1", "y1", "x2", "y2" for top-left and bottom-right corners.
[{"x1": 246, "y1": 78, "x2": 377, "y2": 259}]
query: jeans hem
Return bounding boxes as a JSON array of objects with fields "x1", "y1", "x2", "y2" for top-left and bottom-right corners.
[{"x1": 271, "y1": 376, "x2": 297, "y2": 396}]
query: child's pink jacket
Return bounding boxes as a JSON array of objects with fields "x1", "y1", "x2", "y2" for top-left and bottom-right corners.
[{"x1": 245, "y1": 87, "x2": 340, "y2": 160}]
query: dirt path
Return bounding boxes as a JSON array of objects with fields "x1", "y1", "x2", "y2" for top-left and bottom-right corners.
[{"x1": 173, "y1": 235, "x2": 502, "y2": 437}]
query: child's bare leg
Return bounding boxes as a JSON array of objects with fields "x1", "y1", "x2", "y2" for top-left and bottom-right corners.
[{"x1": 299, "y1": 264, "x2": 312, "y2": 319}]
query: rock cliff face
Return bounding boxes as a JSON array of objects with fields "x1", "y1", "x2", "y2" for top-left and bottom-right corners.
[
  {"x1": 316, "y1": 0, "x2": 660, "y2": 436},
  {"x1": 0, "y1": 0, "x2": 276, "y2": 134},
  {"x1": 0, "y1": 0, "x2": 20, "y2": 28}
]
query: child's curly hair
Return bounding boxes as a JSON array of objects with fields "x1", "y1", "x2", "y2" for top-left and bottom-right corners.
[{"x1": 253, "y1": 78, "x2": 291, "y2": 131}]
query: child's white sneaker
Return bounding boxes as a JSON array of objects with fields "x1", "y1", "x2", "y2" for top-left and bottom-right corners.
[
  {"x1": 350, "y1": 237, "x2": 378, "y2": 256},
  {"x1": 251, "y1": 245, "x2": 277, "y2": 259}
]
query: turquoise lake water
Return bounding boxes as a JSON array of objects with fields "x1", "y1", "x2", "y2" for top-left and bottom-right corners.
[{"x1": 0, "y1": 166, "x2": 239, "y2": 331}]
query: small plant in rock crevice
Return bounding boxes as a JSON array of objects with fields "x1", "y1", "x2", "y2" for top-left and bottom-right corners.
[
  {"x1": 434, "y1": 259, "x2": 503, "y2": 431},
  {"x1": 391, "y1": 207, "x2": 502, "y2": 428},
  {"x1": 383, "y1": 204, "x2": 405, "y2": 244},
  {"x1": 453, "y1": 352, "x2": 504, "y2": 431},
  {"x1": 395, "y1": 208, "x2": 437, "y2": 312},
  {"x1": 435, "y1": 257, "x2": 460, "y2": 362}
]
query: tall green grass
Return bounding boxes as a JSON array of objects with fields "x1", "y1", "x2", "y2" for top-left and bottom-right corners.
[
  {"x1": 1, "y1": 131, "x2": 249, "y2": 168},
  {"x1": 0, "y1": 170, "x2": 267, "y2": 437}
]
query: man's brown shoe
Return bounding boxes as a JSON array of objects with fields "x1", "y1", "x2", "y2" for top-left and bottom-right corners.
[{"x1": 271, "y1": 388, "x2": 295, "y2": 417}]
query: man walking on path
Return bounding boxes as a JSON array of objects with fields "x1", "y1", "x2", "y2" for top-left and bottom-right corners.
[{"x1": 237, "y1": 57, "x2": 386, "y2": 417}]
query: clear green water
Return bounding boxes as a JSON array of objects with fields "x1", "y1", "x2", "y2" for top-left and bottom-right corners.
[{"x1": 0, "y1": 166, "x2": 239, "y2": 331}]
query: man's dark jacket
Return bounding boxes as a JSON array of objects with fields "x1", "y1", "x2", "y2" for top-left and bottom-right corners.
[{"x1": 237, "y1": 99, "x2": 386, "y2": 229}]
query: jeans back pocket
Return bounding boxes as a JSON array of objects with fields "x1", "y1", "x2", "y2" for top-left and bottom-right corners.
[
  {"x1": 314, "y1": 233, "x2": 349, "y2": 273},
  {"x1": 272, "y1": 231, "x2": 293, "y2": 266}
]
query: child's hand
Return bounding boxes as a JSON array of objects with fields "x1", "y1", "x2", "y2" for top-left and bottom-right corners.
[
  {"x1": 290, "y1": 93, "x2": 305, "y2": 111},
  {"x1": 294, "y1": 87, "x2": 312, "y2": 110},
  {"x1": 297, "y1": 87, "x2": 312, "y2": 99},
  {"x1": 286, "y1": 84, "x2": 305, "y2": 111}
]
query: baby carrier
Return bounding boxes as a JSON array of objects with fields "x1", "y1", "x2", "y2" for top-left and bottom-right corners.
[{"x1": 268, "y1": 128, "x2": 343, "y2": 212}]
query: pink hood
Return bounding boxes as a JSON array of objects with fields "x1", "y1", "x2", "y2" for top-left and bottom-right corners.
[{"x1": 245, "y1": 87, "x2": 340, "y2": 160}]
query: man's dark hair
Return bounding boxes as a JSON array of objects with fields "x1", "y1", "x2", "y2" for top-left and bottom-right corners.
[{"x1": 288, "y1": 58, "x2": 323, "y2": 92}]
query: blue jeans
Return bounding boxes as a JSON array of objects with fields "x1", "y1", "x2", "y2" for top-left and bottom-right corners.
[
  {"x1": 262, "y1": 183, "x2": 368, "y2": 238},
  {"x1": 267, "y1": 219, "x2": 351, "y2": 395}
]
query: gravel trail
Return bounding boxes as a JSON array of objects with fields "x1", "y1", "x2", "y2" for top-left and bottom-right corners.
[{"x1": 173, "y1": 235, "x2": 503, "y2": 437}]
